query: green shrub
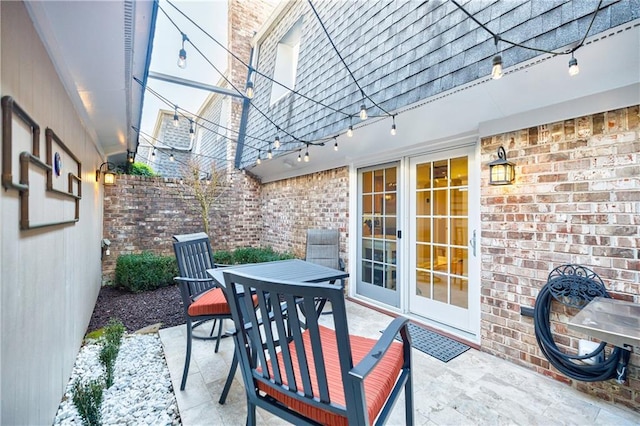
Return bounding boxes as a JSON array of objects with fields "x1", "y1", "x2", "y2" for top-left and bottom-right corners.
[
  {"x1": 115, "y1": 252, "x2": 178, "y2": 293},
  {"x1": 103, "y1": 319, "x2": 126, "y2": 348},
  {"x1": 99, "y1": 343, "x2": 118, "y2": 389},
  {"x1": 128, "y1": 161, "x2": 156, "y2": 177},
  {"x1": 72, "y1": 378, "x2": 104, "y2": 426},
  {"x1": 213, "y1": 247, "x2": 294, "y2": 265}
]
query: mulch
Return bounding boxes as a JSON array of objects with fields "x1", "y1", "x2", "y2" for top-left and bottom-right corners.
[{"x1": 87, "y1": 285, "x2": 186, "y2": 334}]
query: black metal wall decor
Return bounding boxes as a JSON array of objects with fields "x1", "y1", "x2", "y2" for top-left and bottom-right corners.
[{"x1": 1, "y1": 95, "x2": 82, "y2": 230}]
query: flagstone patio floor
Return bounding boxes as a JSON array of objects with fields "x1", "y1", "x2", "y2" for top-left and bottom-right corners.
[{"x1": 159, "y1": 300, "x2": 639, "y2": 425}]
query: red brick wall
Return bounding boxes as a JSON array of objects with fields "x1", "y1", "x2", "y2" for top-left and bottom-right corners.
[
  {"x1": 480, "y1": 105, "x2": 640, "y2": 410},
  {"x1": 101, "y1": 172, "x2": 262, "y2": 283},
  {"x1": 260, "y1": 167, "x2": 350, "y2": 261}
]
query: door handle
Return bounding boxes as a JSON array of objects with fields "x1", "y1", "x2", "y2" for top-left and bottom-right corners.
[{"x1": 469, "y1": 230, "x2": 476, "y2": 257}]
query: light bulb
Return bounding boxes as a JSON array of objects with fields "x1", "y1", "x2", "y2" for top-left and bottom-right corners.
[
  {"x1": 297, "y1": 153, "x2": 302, "y2": 162},
  {"x1": 246, "y1": 81, "x2": 254, "y2": 99},
  {"x1": 177, "y1": 49, "x2": 187, "y2": 69},
  {"x1": 151, "y1": 149, "x2": 156, "y2": 157},
  {"x1": 304, "y1": 151, "x2": 310, "y2": 162},
  {"x1": 491, "y1": 55, "x2": 503, "y2": 80},
  {"x1": 267, "y1": 149, "x2": 272, "y2": 159},
  {"x1": 334, "y1": 141, "x2": 338, "y2": 151},
  {"x1": 256, "y1": 156, "x2": 261, "y2": 165},
  {"x1": 347, "y1": 125, "x2": 353, "y2": 137},
  {"x1": 169, "y1": 154, "x2": 175, "y2": 162},
  {"x1": 173, "y1": 110, "x2": 179, "y2": 127},
  {"x1": 568, "y1": 56, "x2": 579, "y2": 76},
  {"x1": 274, "y1": 136, "x2": 280, "y2": 149},
  {"x1": 390, "y1": 123, "x2": 396, "y2": 136},
  {"x1": 359, "y1": 104, "x2": 368, "y2": 120}
]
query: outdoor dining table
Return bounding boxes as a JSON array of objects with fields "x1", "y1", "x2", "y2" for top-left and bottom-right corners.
[{"x1": 206, "y1": 258, "x2": 349, "y2": 404}]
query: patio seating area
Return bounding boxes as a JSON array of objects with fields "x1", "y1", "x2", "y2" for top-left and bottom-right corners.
[{"x1": 159, "y1": 300, "x2": 639, "y2": 425}]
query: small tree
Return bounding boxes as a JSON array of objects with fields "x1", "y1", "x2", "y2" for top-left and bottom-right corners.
[{"x1": 179, "y1": 158, "x2": 228, "y2": 235}]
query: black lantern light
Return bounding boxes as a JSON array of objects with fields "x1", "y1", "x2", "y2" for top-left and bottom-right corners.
[{"x1": 488, "y1": 146, "x2": 515, "y2": 185}]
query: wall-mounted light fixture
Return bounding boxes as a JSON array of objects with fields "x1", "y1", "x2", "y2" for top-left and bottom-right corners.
[
  {"x1": 488, "y1": 146, "x2": 515, "y2": 185},
  {"x1": 96, "y1": 162, "x2": 116, "y2": 185}
]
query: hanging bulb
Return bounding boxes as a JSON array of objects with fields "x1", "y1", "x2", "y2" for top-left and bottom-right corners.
[
  {"x1": 173, "y1": 107, "x2": 179, "y2": 127},
  {"x1": 297, "y1": 152, "x2": 302, "y2": 162},
  {"x1": 245, "y1": 81, "x2": 254, "y2": 99},
  {"x1": 267, "y1": 148, "x2": 273, "y2": 159},
  {"x1": 304, "y1": 150, "x2": 310, "y2": 162},
  {"x1": 568, "y1": 54, "x2": 579, "y2": 76},
  {"x1": 491, "y1": 55, "x2": 503, "y2": 80},
  {"x1": 390, "y1": 116, "x2": 397, "y2": 136},
  {"x1": 359, "y1": 104, "x2": 368, "y2": 120},
  {"x1": 189, "y1": 120, "x2": 195, "y2": 142},
  {"x1": 169, "y1": 153, "x2": 175, "y2": 162},
  {"x1": 177, "y1": 33, "x2": 187, "y2": 69},
  {"x1": 256, "y1": 153, "x2": 262, "y2": 165},
  {"x1": 274, "y1": 135, "x2": 280, "y2": 149},
  {"x1": 151, "y1": 149, "x2": 156, "y2": 157},
  {"x1": 128, "y1": 155, "x2": 134, "y2": 164},
  {"x1": 334, "y1": 139, "x2": 338, "y2": 151},
  {"x1": 347, "y1": 125, "x2": 353, "y2": 137}
]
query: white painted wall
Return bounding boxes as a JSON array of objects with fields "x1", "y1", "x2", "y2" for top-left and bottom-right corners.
[{"x1": 0, "y1": 2, "x2": 104, "y2": 424}]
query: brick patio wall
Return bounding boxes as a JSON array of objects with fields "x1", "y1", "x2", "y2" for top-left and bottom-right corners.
[
  {"x1": 101, "y1": 172, "x2": 262, "y2": 283},
  {"x1": 480, "y1": 105, "x2": 640, "y2": 410},
  {"x1": 260, "y1": 167, "x2": 350, "y2": 262}
]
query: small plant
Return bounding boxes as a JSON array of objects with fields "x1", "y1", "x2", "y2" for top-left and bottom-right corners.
[
  {"x1": 128, "y1": 161, "x2": 157, "y2": 177},
  {"x1": 98, "y1": 319, "x2": 125, "y2": 388},
  {"x1": 72, "y1": 378, "x2": 104, "y2": 426},
  {"x1": 213, "y1": 247, "x2": 295, "y2": 265},
  {"x1": 115, "y1": 252, "x2": 178, "y2": 293},
  {"x1": 99, "y1": 343, "x2": 119, "y2": 389},
  {"x1": 103, "y1": 318, "x2": 126, "y2": 348}
]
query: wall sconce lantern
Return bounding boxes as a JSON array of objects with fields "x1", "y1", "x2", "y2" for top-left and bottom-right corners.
[
  {"x1": 488, "y1": 146, "x2": 515, "y2": 185},
  {"x1": 96, "y1": 162, "x2": 116, "y2": 186}
]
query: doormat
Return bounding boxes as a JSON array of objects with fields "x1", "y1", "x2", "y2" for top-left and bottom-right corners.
[{"x1": 388, "y1": 323, "x2": 470, "y2": 362}]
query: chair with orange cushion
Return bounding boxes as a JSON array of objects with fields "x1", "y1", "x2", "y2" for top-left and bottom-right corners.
[
  {"x1": 221, "y1": 269, "x2": 414, "y2": 426},
  {"x1": 172, "y1": 233, "x2": 231, "y2": 394}
]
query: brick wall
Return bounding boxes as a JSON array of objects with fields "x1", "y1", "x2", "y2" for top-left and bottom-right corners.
[
  {"x1": 101, "y1": 172, "x2": 262, "y2": 283},
  {"x1": 480, "y1": 105, "x2": 640, "y2": 409},
  {"x1": 260, "y1": 167, "x2": 350, "y2": 261}
]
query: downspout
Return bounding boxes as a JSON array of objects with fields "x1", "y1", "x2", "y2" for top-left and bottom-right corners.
[{"x1": 235, "y1": 46, "x2": 255, "y2": 169}]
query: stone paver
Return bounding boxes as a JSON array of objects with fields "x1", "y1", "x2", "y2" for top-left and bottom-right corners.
[{"x1": 159, "y1": 301, "x2": 639, "y2": 425}]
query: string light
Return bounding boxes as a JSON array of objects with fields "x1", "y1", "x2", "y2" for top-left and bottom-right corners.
[
  {"x1": 177, "y1": 32, "x2": 188, "y2": 69},
  {"x1": 347, "y1": 124, "x2": 353, "y2": 137},
  {"x1": 274, "y1": 135, "x2": 280, "y2": 149},
  {"x1": 568, "y1": 53, "x2": 579, "y2": 76},
  {"x1": 297, "y1": 152, "x2": 302, "y2": 162},
  {"x1": 245, "y1": 80, "x2": 254, "y2": 99},
  {"x1": 390, "y1": 116, "x2": 397, "y2": 136},
  {"x1": 359, "y1": 103, "x2": 368, "y2": 120},
  {"x1": 189, "y1": 119, "x2": 195, "y2": 142},
  {"x1": 333, "y1": 137, "x2": 338, "y2": 151},
  {"x1": 267, "y1": 145, "x2": 273, "y2": 159},
  {"x1": 304, "y1": 147, "x2": 310, "y2": 162},
  {"x1": 173, "y1": 106, "x2": 179, "y2": 127},
  {"x1": 256, "y1": 150, "x2": 262, "y2": 165},
  {"x1": 151, "y1": 148, "x2": 156, "y2": 156},
  {"x1": 169, "y1": 153, "x2": 175, "y2": 162},
  {"x1": 491, "y1": 36, "x2": 503, "y2": 80}
]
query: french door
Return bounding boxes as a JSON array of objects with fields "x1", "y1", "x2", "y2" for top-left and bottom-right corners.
[
  {"x1": 408, "y1": 147, "x2": 479, "y2": 333},
  {"x1": 356, "y1": 163, "x2": 400, "y2": 308}
]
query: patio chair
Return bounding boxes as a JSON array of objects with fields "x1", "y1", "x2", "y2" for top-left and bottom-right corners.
[
  {"x1": 221, "y1": 270, "x2": 414, "y2": 426},
  {"x1": 305, "y1": 228, "x2": 345, "y2": 271},
  {"x1": 172, "y1": 232, "x2": 231, "y2": 393}
]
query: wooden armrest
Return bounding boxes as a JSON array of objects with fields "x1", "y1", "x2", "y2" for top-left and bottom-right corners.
[{"x1": 349, "y1": 316, "x2": 410, "y2": 380}]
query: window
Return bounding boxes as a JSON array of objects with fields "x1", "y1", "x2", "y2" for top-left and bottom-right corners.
[{"x1": 270, "y1": 19, "x2": 302, "y2": 105}]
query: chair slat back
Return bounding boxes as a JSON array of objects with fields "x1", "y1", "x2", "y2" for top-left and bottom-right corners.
[
  {"x1": 305, "y1": 229, "x2": 341, "y2": 270},
  {"x1": 173, "y1": 235, "x2": 216, "y2": 297},
  {"x1": 222, "y1": 270, "x2": 354, "y2": 418}
]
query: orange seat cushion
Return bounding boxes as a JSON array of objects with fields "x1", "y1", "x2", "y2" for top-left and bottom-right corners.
[
  {"x1": 257, "y1": 325, "x2": 404, "y2": 426},
  {"x1": 187, "y1": 287, "x2": 231, "y2": 316}
]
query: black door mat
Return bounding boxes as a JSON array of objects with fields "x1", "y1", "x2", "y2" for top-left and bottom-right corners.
[{"x1": 390, "y1": 323, "x2": 470, "y2": 362}]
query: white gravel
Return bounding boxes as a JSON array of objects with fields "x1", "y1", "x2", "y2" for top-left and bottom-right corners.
[{"x1": 54, "y1": 334, "x2": 180, "y2": 425}]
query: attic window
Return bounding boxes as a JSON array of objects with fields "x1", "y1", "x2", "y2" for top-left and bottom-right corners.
[{"x1": 270, "y1": 19, "x2": 302, "y2": 105}]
